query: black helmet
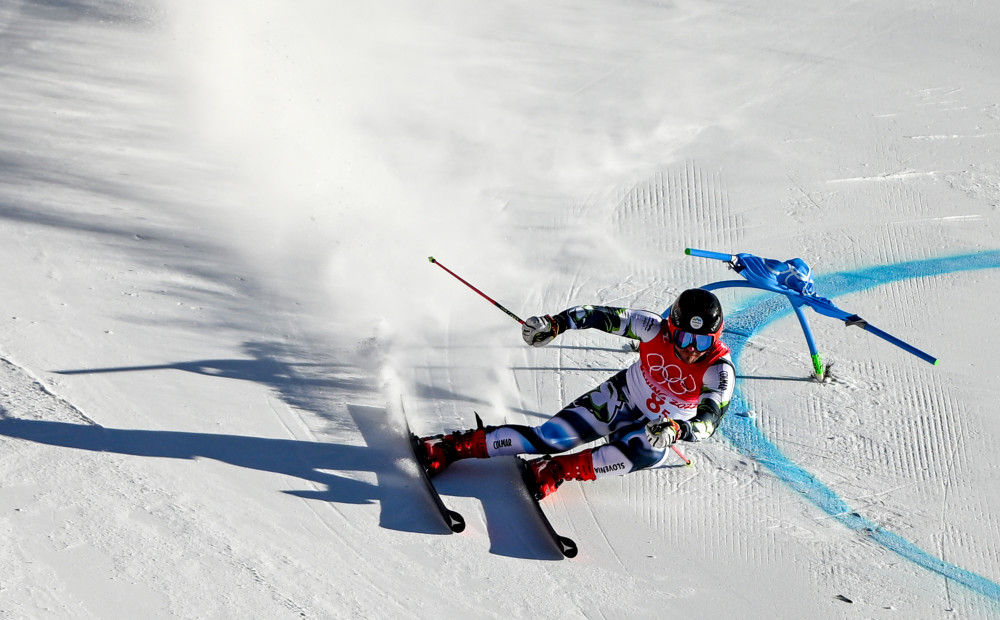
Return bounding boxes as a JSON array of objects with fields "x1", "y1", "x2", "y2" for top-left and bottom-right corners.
[{"x1": 669, "y1": 289, "x2": 723, "y2": 335}]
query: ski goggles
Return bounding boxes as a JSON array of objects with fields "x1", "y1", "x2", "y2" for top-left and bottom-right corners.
[{"x1": 668, "y1": 327, "x2": 716, "y2": 352}]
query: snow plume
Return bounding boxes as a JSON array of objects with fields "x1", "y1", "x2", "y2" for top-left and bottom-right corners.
[
  {"x1": 161, "y1": 0, "x2": 724, "y2": 410},
  {"x1": 165, "y1": 1, "x2": 525, "y2": 347},
  {"x1": 162, "y1": 1, "x2": 710, "y2": 339}
]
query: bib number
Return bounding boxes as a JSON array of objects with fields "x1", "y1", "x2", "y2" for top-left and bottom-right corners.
[{"x1": 645, "y1": 392, "x2": 665, "y2": 415}]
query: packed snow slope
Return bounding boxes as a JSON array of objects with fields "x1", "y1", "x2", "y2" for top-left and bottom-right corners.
[{"x1": 2, "y1": 0, "x2": 1000, "y2": 618}]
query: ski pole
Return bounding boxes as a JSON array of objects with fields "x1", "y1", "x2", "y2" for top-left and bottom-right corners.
[
  {"x1": 672, "y1": 444, "x2": 693, "y2": 467},
  {"x1": 428, "y1": 257, "x2": 525, "y2": 325}
]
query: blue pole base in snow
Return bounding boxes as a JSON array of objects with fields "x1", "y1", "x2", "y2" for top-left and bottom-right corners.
[{"x1": 791, "y1": 304, "x2": 825, "y2": 379}]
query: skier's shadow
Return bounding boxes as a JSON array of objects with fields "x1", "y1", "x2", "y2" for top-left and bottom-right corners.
[
  {"x1": 0, "y1": 411, "x2": 564, "y2": 559},
  {"x1": 0, "y1": 408, "x2": 448, "y2": 537},
  {"x1": 47, "y1": 350, "x2": 563, "y2": 558}
]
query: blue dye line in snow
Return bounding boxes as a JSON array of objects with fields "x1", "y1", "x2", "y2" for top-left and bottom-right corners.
[{"x1": 717, "y1": 250, "x2": 1000, "y2": 602}]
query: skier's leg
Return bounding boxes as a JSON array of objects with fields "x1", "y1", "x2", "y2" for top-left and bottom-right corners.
[
  {"x1": 590, "y1": 421, "x2": 671, "y2": 478},
  {"x1": 503, "y1": 371, "x2": 657, "y2": 498},
  {"x1": 525, "y1": 425, "x2": 673, "y2": 498},
  {"x1": 526, "y1": 420, "x2": 667, "y2": 496},
  {"x1": 485, "y1": 370, "x2": 634, "y2": 457},
  {"x1": 419, "y1": 370, "x2": 641, "y2": 477},
  {"x1": 417, "y1": 396, "x2": 604, "y2": 474}
]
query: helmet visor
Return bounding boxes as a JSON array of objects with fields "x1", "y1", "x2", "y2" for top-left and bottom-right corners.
[{"x1": 671, "y1": 328, "x2": 716, "y2": 352}]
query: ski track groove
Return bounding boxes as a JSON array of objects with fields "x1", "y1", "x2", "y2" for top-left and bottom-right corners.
[
  {"x1": 260, "y1": 393, "x2": 362, "y2": 545},
  {"x1": 444, "y1": 318, "x2": 455, "y2": 424},
  {"x1": 510, "y1": 359, "x2": 525, "y2": 425},
  {"x1": 581, "y1": 485, "x2": 630, "y2": 572},
  {"x1": 531, "y1": 354, "x2": 547, "y2": 427},
  {"x1": 611, "y1": 162, "x2": 743, "y2": 288},
  {"x1": 922, "y1": 373, "x2": 982, "y2": 597},
  {"x1": 940, "y1": 476, "x2": 956, "y2": 612}
]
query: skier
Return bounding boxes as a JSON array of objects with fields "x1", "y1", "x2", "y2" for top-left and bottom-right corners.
[{"x1": 416, "y1": 288, "x2": 736, "y2": 499}]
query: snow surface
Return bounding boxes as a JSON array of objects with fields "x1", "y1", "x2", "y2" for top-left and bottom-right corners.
[{"x1": 2, "y1": 0, "x2": 1000, "y2": 618}]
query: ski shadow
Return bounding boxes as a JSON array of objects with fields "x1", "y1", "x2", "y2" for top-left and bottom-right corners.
[
  {"x1": 0, "y1": 405, "x2": 454, "y2": 537},
  {"x1": 430, "y1": 458, "x2": 567, "y2": 561}
]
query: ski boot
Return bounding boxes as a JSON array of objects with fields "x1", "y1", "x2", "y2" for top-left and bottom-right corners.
[
  {"x1": 416, "y1": 426, "x2": 488, "y2": 477},
  {"x1": 525, "y1": 449, "x2": 597, "y2": 500}
]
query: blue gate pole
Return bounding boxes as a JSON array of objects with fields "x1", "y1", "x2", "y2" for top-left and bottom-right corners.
[
  {"x1": 700, "y1": 280, "x2": 825, "y2": 379},
  {"x1": 791, "y1": 302, "x2": 825, "y2": 379}
]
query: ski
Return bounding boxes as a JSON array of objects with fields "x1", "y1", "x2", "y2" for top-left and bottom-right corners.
[
  {"x1": 400, "y1": 409, "x2": 466, "y2": 534},
  {"x1": 516, "y1": 457, "x2": 578, "y2": 558}
]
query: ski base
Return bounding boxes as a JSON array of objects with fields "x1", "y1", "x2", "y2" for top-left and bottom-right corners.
[{"x1": 516, "y1": 457, "x2": 578, "y2": 558}]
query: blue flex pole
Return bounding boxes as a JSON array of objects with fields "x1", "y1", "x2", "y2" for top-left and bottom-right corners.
[
  {"x1": 791, "y1": 303, "x2": 825, "y2": 378},
  {"x1": 686, "y1": 248, "x2": 937, "y2": 376},
  {"x1": 845, "y1": 316, "x2": 939, "y2": 366}
]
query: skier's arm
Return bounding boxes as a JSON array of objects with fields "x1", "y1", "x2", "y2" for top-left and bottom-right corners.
[
  {"x1": 550, "y1": 306, "x2": 664, "y2": 342},
  {"x1": 677, "y1": 357, "x2": 735, "y2": 442},
  {"x1": 522, "y1": 305, "x2": 663, "y2": 347}
]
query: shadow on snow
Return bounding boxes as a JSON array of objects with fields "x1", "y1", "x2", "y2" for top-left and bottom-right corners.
[{"x1": 0, "y1": 414, "x2": 564, "y2": 560}]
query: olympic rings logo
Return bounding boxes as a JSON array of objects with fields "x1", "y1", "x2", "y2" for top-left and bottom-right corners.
[{"x1": 644, "y1": 354, "x2": 698, "y2": 395}]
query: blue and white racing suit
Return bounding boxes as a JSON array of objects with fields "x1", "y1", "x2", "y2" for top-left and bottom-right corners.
[{"x1": 484, "y1": 305, "x2": 735, "y2": 477}]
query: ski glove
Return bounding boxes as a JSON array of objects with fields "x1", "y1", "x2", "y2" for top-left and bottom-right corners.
[
  {"x1": 677, "y1": 418, "x2": 715, "y2": 442},
  {"x1": 522, "y1": 315, "x2": 560, "y2": 347},
  {"x1": 645, "y1": 418, "x2": 680, "y2": 450}
]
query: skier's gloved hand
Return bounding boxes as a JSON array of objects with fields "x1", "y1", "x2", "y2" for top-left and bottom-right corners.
[
  {"x1": 645, "y1": 418, "x2": 680, "y2": 450},
  {"x1": 522, "y1": 315, "x2": 559, "y2": 347},
  {"x1": 677, "y1": 418, "x2": 715, "y2": 442}
]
